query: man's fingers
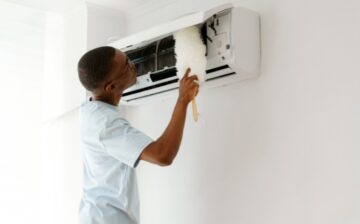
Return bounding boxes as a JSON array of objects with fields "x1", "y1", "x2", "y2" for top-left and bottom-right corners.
[
  {"x1": 186, "y1": 75, "x2": 199, "y2": 84},
  {"x1": 183, "y1": 68, "x2": 191, "y2": 78},
  {"x1": 193, "y1": 87, "x2": 199, "y2": 98},
  {"x1": 190, "y1": 75, "x2": 199, "y2": 80}
]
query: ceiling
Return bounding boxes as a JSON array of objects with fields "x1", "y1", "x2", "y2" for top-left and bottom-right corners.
[{"x1": 3, "y1": 0, "x2": 155, "y2": 13}]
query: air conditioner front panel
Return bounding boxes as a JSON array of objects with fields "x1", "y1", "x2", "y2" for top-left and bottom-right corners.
[{"x1": 109, "y1": 3, "x2": 233, "y2": 50}]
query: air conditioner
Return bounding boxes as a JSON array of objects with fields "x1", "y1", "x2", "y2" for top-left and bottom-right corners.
[{"x1": 109, "y1": 3, "x2": 260, "y2": 105}]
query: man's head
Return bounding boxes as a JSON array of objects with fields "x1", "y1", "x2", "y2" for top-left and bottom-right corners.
[{"x1": 78, "y1": 46, "x2": 136, "y2": 104}]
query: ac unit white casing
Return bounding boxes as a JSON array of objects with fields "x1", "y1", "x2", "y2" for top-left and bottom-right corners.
[{"x1": 109, "y1": 3, "x2": 260, "y2": 105}]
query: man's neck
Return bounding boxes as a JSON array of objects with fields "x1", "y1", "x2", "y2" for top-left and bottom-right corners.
[{"x1": 92, "y1": 94, "x2": 120, "y2": 106}]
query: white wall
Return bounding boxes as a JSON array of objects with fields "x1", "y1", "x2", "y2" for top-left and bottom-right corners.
[
  {"x1": 0, "y1": 2, "x2": 45, "y2": 223},
  {"x1": 86, "y1": 2, "x2": 126, "y2": 50},
  {"x1": 123, "y1": 0, "x2": 360, "y2": 223},
  {"x1": 41, "y1": 109, "x2": 83, "y2": 224},
  {"x1": 40, "y1": 7, "x2": 87, "y2": 223},
  {"x1": 42, "y1": 4, "x2": 87, "y2": 121}
]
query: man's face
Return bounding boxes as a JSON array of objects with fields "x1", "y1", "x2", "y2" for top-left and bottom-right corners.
[{"x1": 107, "y1": 50, "x2": 137, "y2": 94}]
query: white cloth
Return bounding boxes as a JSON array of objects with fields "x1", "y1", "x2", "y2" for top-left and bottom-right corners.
[{"x1": 79, "y1": 98, "x2": 153, "y2": 224}]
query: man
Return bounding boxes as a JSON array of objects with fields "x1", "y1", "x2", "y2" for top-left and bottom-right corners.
[{"x1": 77, "y1": 46, "x2": 199, "y2": 224}]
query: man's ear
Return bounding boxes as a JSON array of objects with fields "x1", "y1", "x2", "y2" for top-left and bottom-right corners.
[{"x1": 104, "y1": 81, "x2": 115, "y2": 92}]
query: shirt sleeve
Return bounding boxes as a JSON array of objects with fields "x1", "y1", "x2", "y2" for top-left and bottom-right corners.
[{"x1": 100, "y1": 117, "x2": 153, "y2": 168}]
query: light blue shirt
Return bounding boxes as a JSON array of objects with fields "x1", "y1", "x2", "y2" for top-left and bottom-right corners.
[{"x1": 79, "y1": 98, "x2": 153, "y2": 224}]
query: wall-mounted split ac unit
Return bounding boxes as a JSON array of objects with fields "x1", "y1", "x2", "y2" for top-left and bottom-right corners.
[{"x1": 109, "y1": 3, "x2": 260, "y2": 105}]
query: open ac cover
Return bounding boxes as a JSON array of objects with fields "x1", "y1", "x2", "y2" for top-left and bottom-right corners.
[{"x1": 109, "y1": 3, "x2": 260, "y2": 105}]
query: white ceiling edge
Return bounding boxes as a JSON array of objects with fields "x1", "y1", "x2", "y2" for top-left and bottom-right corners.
[
  {"x1": 3, "y1": 0, "x2": 77, "y2": 13},
  {"x1": 2, "y1": 0, "x2": 154, "y2": 14}
]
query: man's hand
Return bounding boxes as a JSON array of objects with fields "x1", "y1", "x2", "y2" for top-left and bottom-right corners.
[
  {"x1": 178, "y1": 68, "x2": 200, "y2": 104},
  {"x1": 139, "y1": 68, "x2": 199, "y2": 166}
]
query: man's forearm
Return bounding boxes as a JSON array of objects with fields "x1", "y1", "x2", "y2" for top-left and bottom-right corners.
[
  {"x1": 139, "y1": 68, "x2": 198, "y2": 166},
  {"x1": 156, "y1": 99, "x2": 189, "y2": 162}
]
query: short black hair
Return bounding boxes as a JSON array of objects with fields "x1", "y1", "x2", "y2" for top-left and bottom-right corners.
[{"x1": 77, "y1": 46, "x2": 116, "y2": 91}]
